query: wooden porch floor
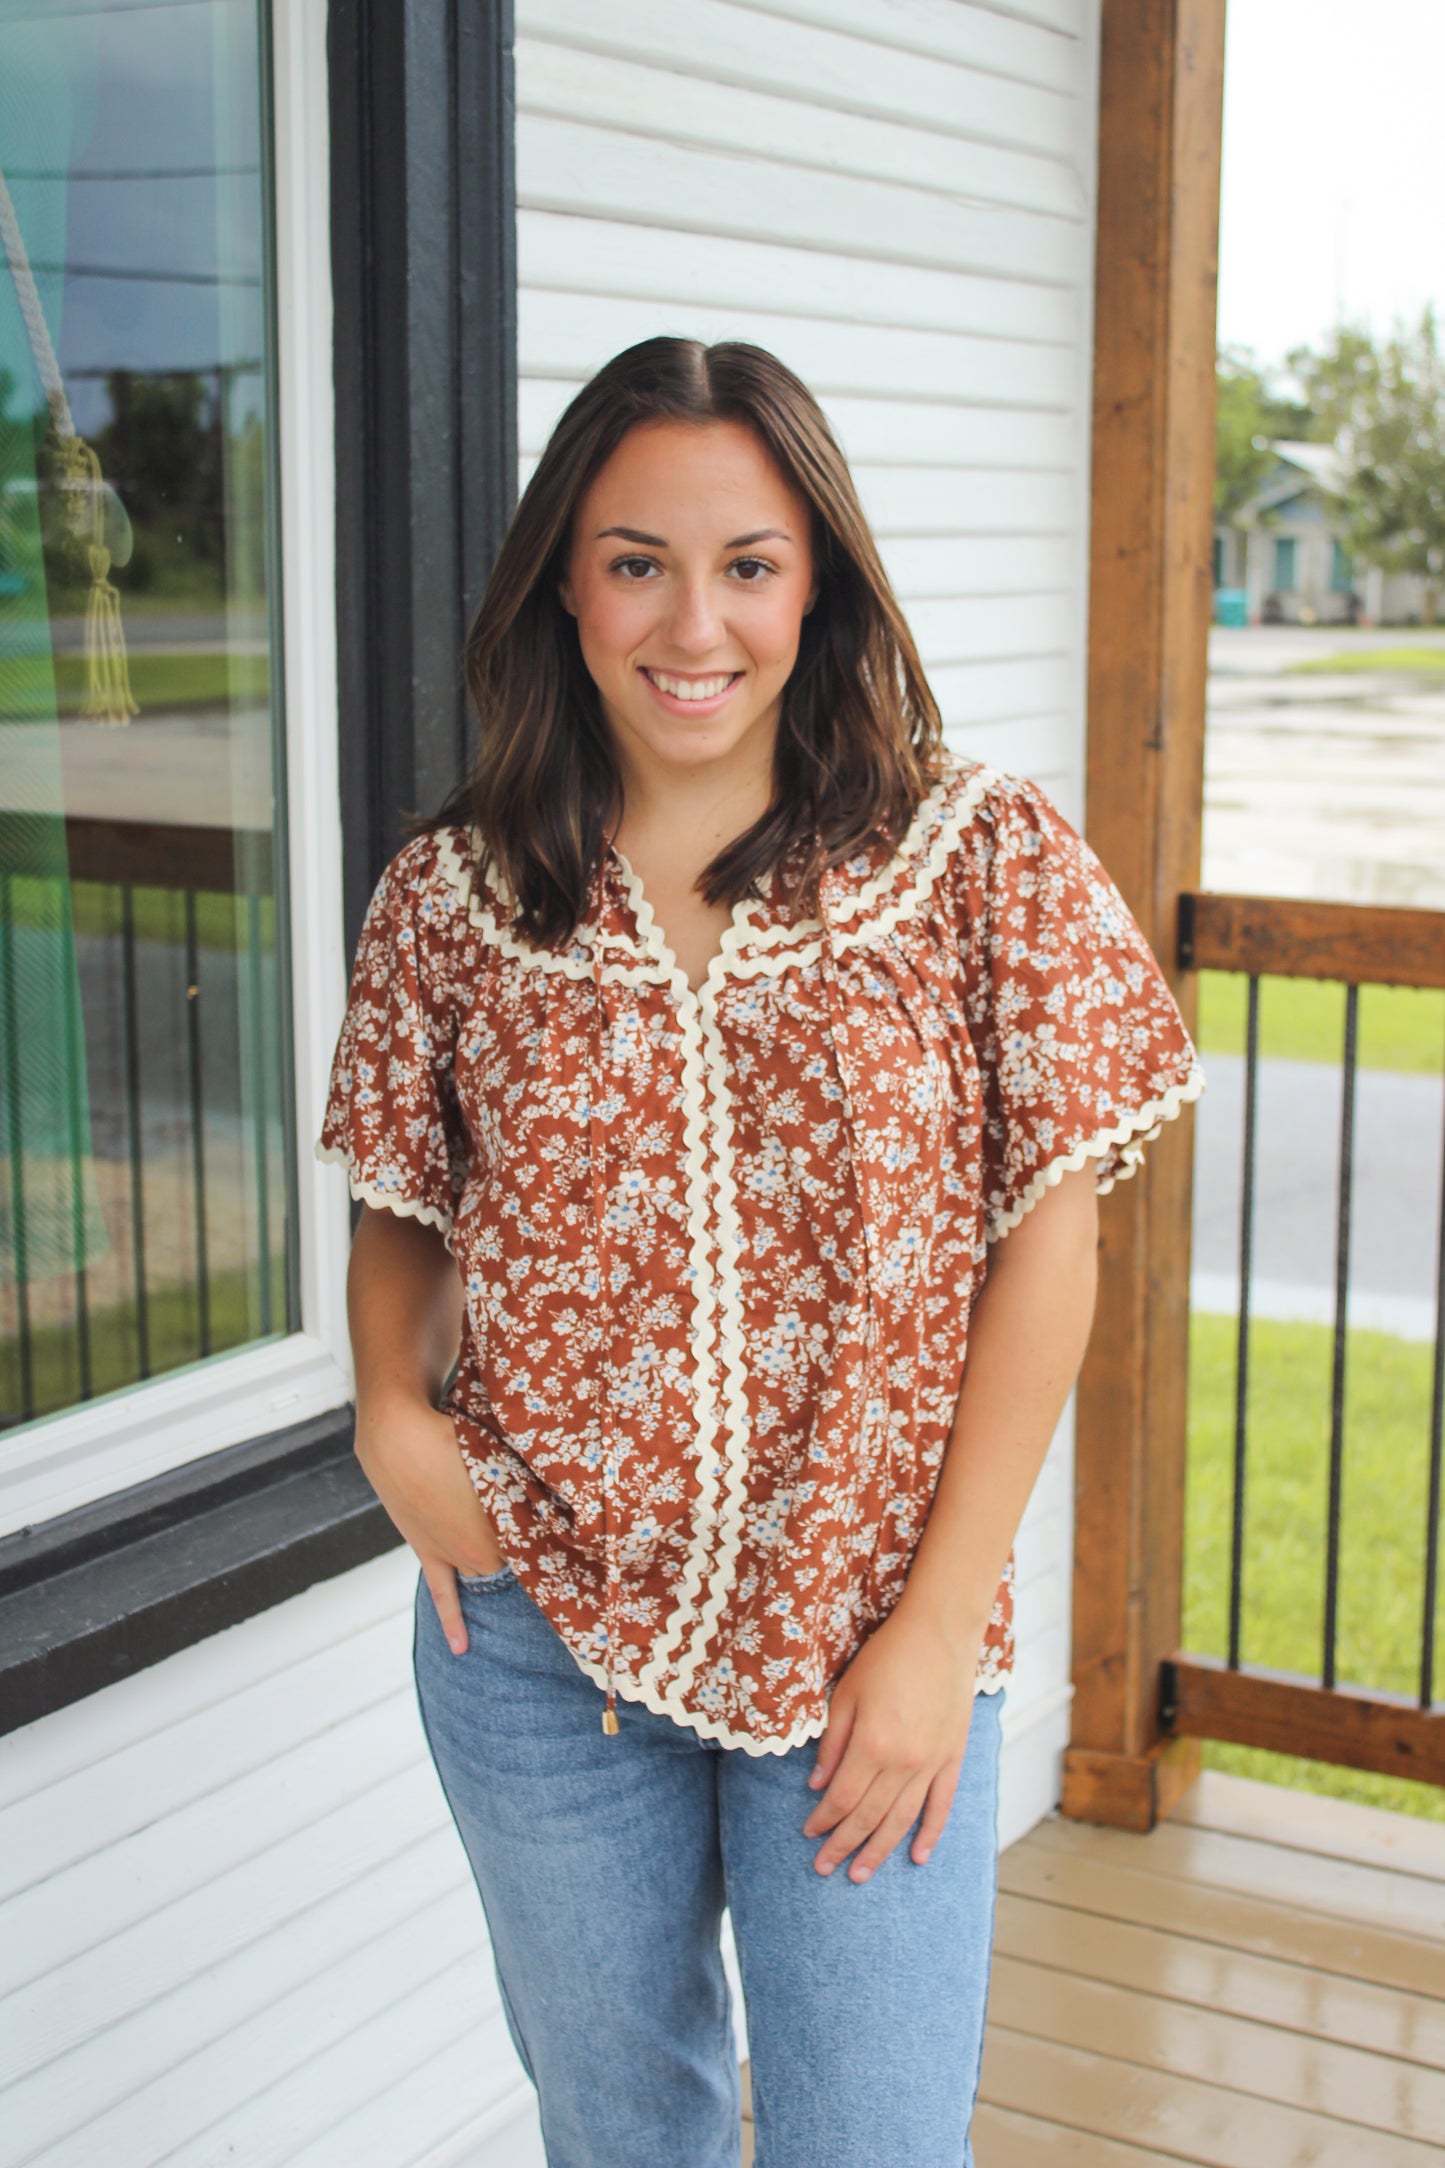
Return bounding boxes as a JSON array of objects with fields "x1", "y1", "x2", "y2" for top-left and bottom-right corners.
[{"x1": 740, "y1": 1770, "x2": 1444, "y2": 2165}]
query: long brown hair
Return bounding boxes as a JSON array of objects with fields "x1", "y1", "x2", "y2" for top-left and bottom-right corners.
[{"x1": 422, "y1": 337, "x2": 943, "y2": 946}]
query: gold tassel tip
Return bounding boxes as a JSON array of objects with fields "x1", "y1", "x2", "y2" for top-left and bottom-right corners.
[{"x1": 602, "y1": 1705, "x2": 620, "y2": 1735}]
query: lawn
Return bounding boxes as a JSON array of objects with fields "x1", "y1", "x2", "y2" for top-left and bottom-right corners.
[
  {"x1": 52, "y1": 647, "x2": 268, "y2": 715},
  {"x1": 0, "y1": 1254, "x2": 290, "y2": 1431},
  {"x1": 1185, "y1": 1311, "x2": 1445, "y2": 1824},
  {"x1": 7, "y1": 874, "x2": 277, "y2": 956},
  {"x1": 1188, "y1": 980, "x2": 1443, "y2": 1821},
  {"x1": 1197, "y1": 968, "x2": 1444, "y2": 1074},
  {"x1": 1286, "y1": 646, "x2": 1445, "y2": 675}
]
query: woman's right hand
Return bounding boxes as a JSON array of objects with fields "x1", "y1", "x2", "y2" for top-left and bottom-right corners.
[{"x1": 353, "y1": 1396, "x2": 506, "y2": 1655}]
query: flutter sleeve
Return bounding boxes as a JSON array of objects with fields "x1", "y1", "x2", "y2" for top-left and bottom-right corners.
[
  {"x1": 314, "y1": 832, "x2": 470, "y2": 1246},
  {"x1": 959, "y1": 768, "x2": 1207, "y2": 1244}
]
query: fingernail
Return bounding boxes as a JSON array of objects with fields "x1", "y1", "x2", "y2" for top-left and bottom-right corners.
[
  {"x1": 915, "y1": 1846, "x2": 932, "y2": 1864},
  {"x1": 449, "y1": 1635, "x2": 465, "y2": 1655},
  {"x1": 807, "y1": 1771, "x2": 824, "y2": 1787}
]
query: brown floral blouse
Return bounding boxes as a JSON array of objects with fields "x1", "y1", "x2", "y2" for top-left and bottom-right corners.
[{"x1": 317, "y1": 754, "x2": 1206, "y2": 1753}]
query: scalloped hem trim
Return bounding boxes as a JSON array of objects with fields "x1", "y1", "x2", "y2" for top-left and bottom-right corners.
[
  {"x1": 985, "y1": 1062, "x2": 1207, "y2": 1242},
  {"x1": 559, "y1": 1641, "x2": 1011, "y2": 1751},
  {"x1": 314, "y1": 1141, "x2": 456, "y2": 1252}
]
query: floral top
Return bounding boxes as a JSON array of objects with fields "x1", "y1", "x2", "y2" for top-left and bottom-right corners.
[{"x1": 317, "y1": 754, "x2": 1206, "y2": 1754}]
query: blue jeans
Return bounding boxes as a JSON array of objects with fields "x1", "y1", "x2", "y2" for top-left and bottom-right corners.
[{"x1": 413, "y1": 1564, "x2": 1005, "y2": 2168}]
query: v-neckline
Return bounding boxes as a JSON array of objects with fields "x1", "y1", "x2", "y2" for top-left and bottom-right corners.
[{"x1": 606, "y1": 843, "x2": 758, "y2": 1002}]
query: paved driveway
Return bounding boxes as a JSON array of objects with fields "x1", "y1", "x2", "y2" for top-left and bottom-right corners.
[{"x1": 1189, "y1": 1052, "x2": 1443, "y2": 1340}]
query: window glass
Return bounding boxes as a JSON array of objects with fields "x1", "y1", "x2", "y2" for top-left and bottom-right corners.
[
  {"x1": 1330, "y1": 537, "x2": 1354, "y2": 593},
  {"x1": 0, "y1": 0, "x2": 295, "y2": 1436}
]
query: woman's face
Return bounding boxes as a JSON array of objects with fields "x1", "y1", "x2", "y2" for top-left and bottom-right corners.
[{"x1": 560, "y1": 417, "x2": 817, "y2": 786}]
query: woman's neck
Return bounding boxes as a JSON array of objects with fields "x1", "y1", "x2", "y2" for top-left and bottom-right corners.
[{"x1": 607, "y1": 733, "x2": 776, "y2": 880}]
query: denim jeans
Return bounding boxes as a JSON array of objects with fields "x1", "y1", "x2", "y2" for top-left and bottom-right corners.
[{"x1": 413, "y1": 1563, "x2": 1005, "y2": 2168}]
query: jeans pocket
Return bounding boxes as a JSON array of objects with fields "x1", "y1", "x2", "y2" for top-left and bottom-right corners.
[{"x1": 457, "y1": 1563, "x2": 516, "y2": 1590}]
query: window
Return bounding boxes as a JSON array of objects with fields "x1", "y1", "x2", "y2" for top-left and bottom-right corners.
[
  {"x1": 1331, "y1": 538, "x2": 1354, "y2": 593},
  {"x1": 1, "y1": 0, "x2": 350, "y2": 1526},
  {"x1": 1272, "y1": 535, "x2": 1297, "y2": 592}
]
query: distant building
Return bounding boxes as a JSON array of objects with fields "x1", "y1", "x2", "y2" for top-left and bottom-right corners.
[{"x1": 1214, "y1": 440, "x2": 1432, "y2": 626}]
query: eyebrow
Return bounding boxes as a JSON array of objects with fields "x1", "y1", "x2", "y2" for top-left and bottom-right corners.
[{"x1": 595, "y1": 526, "x2": 794, "y2": 549}]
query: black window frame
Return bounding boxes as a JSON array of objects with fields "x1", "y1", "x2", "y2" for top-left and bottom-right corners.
[{"x1": 0, "y1": 0, "x2": 517, "y2": 1736}]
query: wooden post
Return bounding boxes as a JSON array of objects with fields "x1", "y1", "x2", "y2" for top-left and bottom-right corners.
[{"x1": 1061, "y1": 0, "x2": 1226, "y2": 1832}]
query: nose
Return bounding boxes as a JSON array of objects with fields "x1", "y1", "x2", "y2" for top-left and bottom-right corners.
[{"x1": 663, "y1": 573, "x2": 727, "y2": 659}]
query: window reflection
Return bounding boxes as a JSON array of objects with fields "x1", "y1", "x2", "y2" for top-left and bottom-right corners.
[{"x1": 0, "y1": 0, "x2": 295, "y2": 1433}]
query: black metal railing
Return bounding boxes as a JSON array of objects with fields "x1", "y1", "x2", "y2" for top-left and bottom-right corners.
[
  {"x1": 1, "y1": 818, "x2": 292, "y2": 1432},
  {"x1": 1169, "y1": 891, "x2": 1445, "y2": 1783}
]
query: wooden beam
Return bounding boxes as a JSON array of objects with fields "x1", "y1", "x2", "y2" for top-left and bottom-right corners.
[
  {"x1": 1063, "y1": 0, "x2": 1227, "y2": 1830},
  {"x1": 1166, "y1": 1655, "x2": 1445, "y2": 1787},
  {"x1": 1181, "y1": 890, "x2": 1445, "y2": 989}
]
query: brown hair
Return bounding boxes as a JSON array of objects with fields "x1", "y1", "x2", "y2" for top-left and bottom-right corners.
[{"x1": 421, "y1": 337, "x2": 943, "y2": 945}]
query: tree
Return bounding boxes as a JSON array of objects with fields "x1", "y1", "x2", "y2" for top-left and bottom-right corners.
[
  {"x1": 1214, "y1": 346, "x2": 1312, "y2": 521},
  {"x1": 1284, "y1": 322, "x2": 1381, "y2": 445},
  {"x1": 1289, "y1": 312, "x2": 1445, "y2": 624}
]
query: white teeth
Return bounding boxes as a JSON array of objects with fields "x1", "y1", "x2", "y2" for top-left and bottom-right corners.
[{"x1": 646, "y1": 670, "x2": 736, "y2": 701}]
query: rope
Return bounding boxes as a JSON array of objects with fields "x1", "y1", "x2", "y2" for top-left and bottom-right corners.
[{"x1": 0, "y1": 160, "x2": 138, "y2": 723}]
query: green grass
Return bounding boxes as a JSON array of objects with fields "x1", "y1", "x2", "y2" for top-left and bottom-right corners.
[
  {"x1": 1, "y1": 1253, "x2": 290, "y2": 1427},
  {"x1": 6, "y1": 874, "x2": 277, "y2": 955},
  {"x1": 1185, "y1": 1311, "x2": 1445, "y2": 1823},
  {"x1": 52, "y1": 648, "x2": 268, "y2": 715},
  {"x1": 1198, "y1": 969, "x2": 1445, "y2": 1074},
  {"x1": 1287, "y1": 646, "x2": 1445, "y2": 674}
]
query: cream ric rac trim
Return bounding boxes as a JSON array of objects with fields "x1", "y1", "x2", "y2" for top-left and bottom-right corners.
[
  {"x1": 604, "y1": 846, "x2": 733, "y2": 1701},
  {"x1": 565, "y1": 1640, "x2": 832, "y2": 1755},
  {"x1": 985, "y1": 1063, "x2": 1208, "y2": 1242},
  {"x1": 828, "y1": 758, "x2": 999, "y2": 936},
  {"x1": 431, "y1": 761, "x2": 1001, "y2": 983},
  {"x1": 562, "y1": 1638, "x2": 1008, "y2": 1751},
  {"x1": 669, "y1": 990, "x2": 753, "y2": 1702},
  {"x1": 833, "y1": 759, "x2": 998, "y2": 955},
  {"x1": 314, "y1": 1141, "x2": 456, "y2": 1250},
  {"x1": 433, "y1": 822, "x2": 677, "y2": 989},
  {"x1": 725, "y1": 758, "x2": 1001, "y2": 968},
  {"x1": 606, "y1": 846, "x2": 757, "y2": 1704}
]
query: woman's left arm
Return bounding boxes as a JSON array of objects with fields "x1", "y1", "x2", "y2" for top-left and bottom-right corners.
[{"x1": 803, "y1": 1162, "x2": 1100, "y2": 1880}]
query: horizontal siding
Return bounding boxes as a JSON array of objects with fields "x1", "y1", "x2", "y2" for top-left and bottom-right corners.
[
  {"x1": 524, "y1": 0, "x2": 1084, "y2": 154},
  {"x1": 519, "y1": 35, "x2": 1082, "y2": 207},
  {"x1": 3, "y1": 1551, "x2": 543, "y2": 2168},
  {"x1": 726, "y1": 0, "x2": 1088, "y2": 75},
  {"x1": 519, "y1": 118, "x2": 1083, "y2": 282},
  {"x1": 518, "y1": 211, "x2": 1080, "y2": 341},
  {"x1": 520, "y1": 293, "x2": 1078, "y2": 409}
]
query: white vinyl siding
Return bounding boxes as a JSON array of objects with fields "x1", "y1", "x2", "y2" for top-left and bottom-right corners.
[
  {"x1": 1, "y1": 1554, "x2": 546, "y2": 2167},
  {"x1": 5, "y1": 4, "x2": 1101, "y2": 2157}
]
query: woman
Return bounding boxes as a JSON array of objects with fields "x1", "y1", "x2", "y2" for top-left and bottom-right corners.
[{"x1": 318, "y1": 337, "x2": 1205, "y2": 2167}]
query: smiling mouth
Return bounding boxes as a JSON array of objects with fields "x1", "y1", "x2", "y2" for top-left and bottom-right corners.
[{"x1": 640, "y1": 668, "x2": 743, "y2": 703}]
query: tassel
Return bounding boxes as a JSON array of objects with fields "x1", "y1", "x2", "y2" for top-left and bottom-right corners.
[
  {"x1": 602, "y1": 1696, "x2": 620, "y2": 1736},
  {"x1": 1, "y1": 163, "x2": 138, "y2": 727},
  {"x1": 81, "y1": 537, "x2": 139, "y2": 725}
]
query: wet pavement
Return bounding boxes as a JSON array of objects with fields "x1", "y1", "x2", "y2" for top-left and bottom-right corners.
[
  {"x1": 1194, "y1": 628, "x2": 1445, "y2": 1337},
  {"x1": 1203, "y1": 626, "x2": 1445, "y2": 911}
]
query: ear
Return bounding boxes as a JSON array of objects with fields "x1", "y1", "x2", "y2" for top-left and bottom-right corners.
[
  {"x1": 558, "y1": 573, "x2": 578, "y2": 618},
  {"x1": 803, "y1": 578, "x2": 820, "y2": 617}
]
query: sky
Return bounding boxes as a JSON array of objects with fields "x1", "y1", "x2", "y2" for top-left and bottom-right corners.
[{"x1": 1216, "y1": 0, "x2": 1445, "y2": 380}]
